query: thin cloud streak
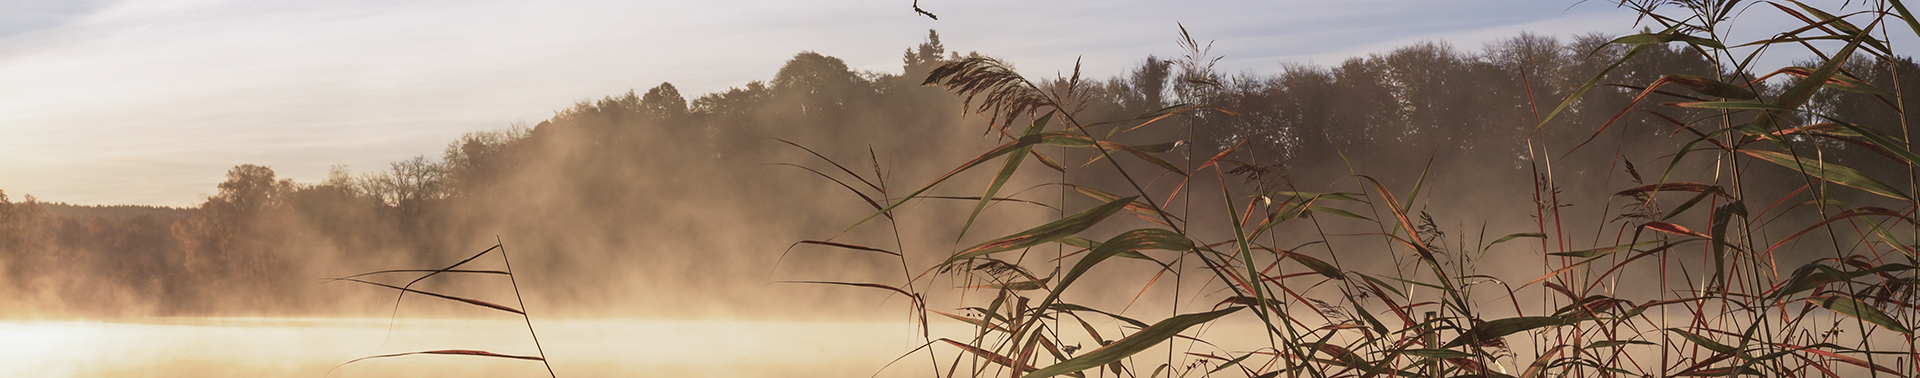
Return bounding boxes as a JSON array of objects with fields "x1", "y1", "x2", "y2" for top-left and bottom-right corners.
[{"x1": 3, "y1": 0, "x2": 1659, "y2": 206}]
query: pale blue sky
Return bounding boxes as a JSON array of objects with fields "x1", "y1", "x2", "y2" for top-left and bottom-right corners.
[{"x1": 0, "y1": 0, "x2": 1861, "y2": 206}]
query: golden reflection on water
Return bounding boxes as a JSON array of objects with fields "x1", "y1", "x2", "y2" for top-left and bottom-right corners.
[
  {"x1": 0, "y1": 318, "x2": 954, "y2": 378},
  {"x1": 8, "y1": 314, "x2": 1896, "y2": 377}
]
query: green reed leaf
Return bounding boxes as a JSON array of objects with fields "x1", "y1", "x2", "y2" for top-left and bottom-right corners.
[
  {"x1": 1040, "y1": 228, "x2": 1192, "y2": 306},
  {"x1": 1668, "y1": 101, "x2": 1789, "y2": 110},
  {"x1": 1518, "y1": 346, "x2": 1565, "y2": 378},
  {"x1": 947, "y1": 196, "x2": 1136, "y2": 263},
  {"x1": 962, "y1": 111, "x2": 1054, "y2": 240},
  {"x1": 1759, "y1": 18, "x2": 1871, "y2": 131},
  {"x1": 1892, "y1": 0, "x2": 1920, "y2": 38},
  {"x1": 1586, "y1": 340, "x2": 1655, "y2": 349},
  {"x1": 1788, "y1": 1, "x2": 1893, "y2": 54},
  {"x1": 1610, "y1": 31, "x2": 1726, "y2": 49},
  {"x1": 1742, "y1": 149, "x2": 1912, "y2": 201},
  {"x1": 1442, "y1": 316, "x2": 1583, "y2": 348},
  {"x1": 1051, "y1": 303, "x2": 1151, "y2": 329},
  {"x1": 843, "y1": 131, "x2": 1063, "y2": 234},
  {"x1": 1539, "y1": 33, "x2": 1653, "y2": 127},
  {"x1": 1826, "y1": 120, "x2": 1920, "y2": 166},
  {"x1": 1665, "y1": 74, "x2": 1758, "y2": 99},
  {"x1": 1807, "y1": 295, "x2": 1912, "y2": 334},
  {"x1": 1768, "y1": 207, "x2": 1915, "y2": 256},
  {"x1": 1024, "y1": 307, "x2": 1243, "y2": 378},
  {"x1": 1486, "y1": 232, "x2": 1546, "y2": 251},
  {"x1": 1282, "y1": 250, "x2": 1344, "y2": 280},
  {"x1": 1399, "y1": 349, "x2": 1472, "y2": 359},
  {"x1": 1667, "y1": 328, "x2": 1737, "y2": 354}
]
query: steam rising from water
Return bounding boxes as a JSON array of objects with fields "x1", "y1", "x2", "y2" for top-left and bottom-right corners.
[{"x1": 0, "y1": 318, "x2": 961, "y2": 378}]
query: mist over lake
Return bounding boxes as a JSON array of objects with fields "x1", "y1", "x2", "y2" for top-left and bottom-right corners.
[{"x1": 3, "y1": 1, "x2": 1919, "y2": 377}]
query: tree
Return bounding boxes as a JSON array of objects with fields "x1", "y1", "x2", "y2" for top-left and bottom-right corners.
[
  {"x1": 641, "y1": 82, "x2": 688, "y2": 121},
  {"x1": 361, "y1": 156, "x2": 446, "y2": 212},
  {"x1": 1129, "y1": 55, "x2": 1173, "y2": 113},
  {"x1": 216, "y1": 164, "x2": 293, "y2": 214},
  {"x1": 903, "y1": 29, "x2": 947, "y2": 80},
  {"x1": 772, "y1": 52, "x2": 870, "y2": 119}
]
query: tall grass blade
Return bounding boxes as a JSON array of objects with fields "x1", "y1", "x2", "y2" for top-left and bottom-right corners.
[
  {"x1": 1667, "y1": 328, "x2": 1738, "y2": 354},
  {"x1": 938, "y1": 338, "x2": 1035, "y2": 373},
  {"x1": 1536, "y1": 28, "x2": 1672, "y2": 128},
  {"x1": 1756, "y1": 17, "x2": 1875, "y2": 131},
  {"x1": 1741, "y1": 149, "x2": 1913, "y2": 201},
  {"x1": 962, "y1": 111, "x2": 1054, "y2": 239},
  {"x1": 327, "y1": 269, "x2": 510, "y2": 280},
  {"x1": 334, "y1": 278, "x2": 525, "y2": 315},
  {"x1": 1825, "y1": 120, "x2": 1920, "y2": 166},
  {"x1": 1441, "y1": 316, "x2": 1584, "y2": 348},
  {"x1": 779, "y1": 280, "x2": 916, "y2": 298},
  {"x1": 945, "y1": 196, "x2": 1136, "y2": 263},
  {"x1": 842, "y1": 131, "x2": 1080, "y2": 235},
  {"x1": 1517, "y1": 346, "x2": 1565, "y2": 378},
  {"x1": 328, "y1": 349, "x2": 545, "y2": 376},
  {"x1": 1766, "y1": 207, "x2": 1914, "y2": 254},
  {"x1": 1806, "y1": 295, "x2": 1913, "y2": 334},
  {"x1": 1039, "y1": 228, "x2": 1191, "y2": 306},
  {"x1": 1776, "y1": 343, "x2": 1905, "y2": 375},
  {"x1": 1022, "y1": 307, "x2": 1243, "y2": 378},
  {"x1": 794, "y1": 240, "x2": 902, "y2": 257},
  {"x1": 1891, "y1": 0, "x2": 1920, "y2": 37}
]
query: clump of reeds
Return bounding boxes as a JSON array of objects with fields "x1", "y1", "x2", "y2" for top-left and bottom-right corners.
[
  {"x1": 324, "y1": 239, "x2": 557, "y2": 378},
  {"x1": 788, "y1": 2, "x2": 1920, "y2": 377}
]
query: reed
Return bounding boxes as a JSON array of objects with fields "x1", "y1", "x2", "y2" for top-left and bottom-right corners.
[
  {"x1": 324, "y1": 240, "x2": 557, "y2": 378},
  {"x1": 791, "y1": 2, "x2": 1920, "y2": 377}
]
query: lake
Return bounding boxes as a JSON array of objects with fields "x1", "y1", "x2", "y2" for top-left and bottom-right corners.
[{"x1": 0, "y1": 317, "x2": 957, "y2": 378}]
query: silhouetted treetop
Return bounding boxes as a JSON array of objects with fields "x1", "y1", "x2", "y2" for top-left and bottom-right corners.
[{"x1": 641, "y1": 82, "x2": 688, "y2": 121}]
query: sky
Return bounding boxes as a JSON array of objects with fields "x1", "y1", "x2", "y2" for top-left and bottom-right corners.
[{"x1": 0, "y1": 0, "x2": 1861, "y2": 207}]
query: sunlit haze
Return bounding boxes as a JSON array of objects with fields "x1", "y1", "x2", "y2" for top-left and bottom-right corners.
[{"x1": 8, "y1": 1, "x2": 1920, "y2": 378}]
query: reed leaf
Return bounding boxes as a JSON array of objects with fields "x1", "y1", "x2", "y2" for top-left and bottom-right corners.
[
  {"x1": 1757, "y1": 17, "x2": 1874, "y2": 131},
  {"x1": 843, "y1": 130, "x2": 1084, "y2": 234},
  {"x1": 1775, "y1": 343, "x2": 1904, "y2": 375},
  {"x1": 1806, "y1": 295, "x2": 1912, "y2": 334},
  {"x1": 1441, "y1": 316, "x2": 1584, "y2": 348},
  {"x1": 1767, "y1": 207, "x2": 1914, "y2": 254},
  {"x1": 938, "y1": 338, "x2": 1035, "y2": 373},
  {"x1": 1824, "y1": 120, "x2": 1920, "y2": 167},
  {"x1": 963, "y1": 111, "x2": 1054, "y2": 239},
  {"x1": 779, "y1": 280, "x2": 915, "y2": 298},
  {"x1": 327, "y1": 269, "x2": 509, "y2": 280},
  {"x1": 1741, "y1": 149, "x2": 1913, "y2": 201},
  {"x1": 330, "y1": 349, "x2": 544, "y2": 374},
  {"x1": 1049, "y1": 303, "x2": 1149, "y2": 329},
  {"x1": 1614, "y1": 182, "x2": 1727, "y2": 197},
  {"x1": 945, "y1": 196, "x2": 1135, "y2": 263},
  {"x1": 794, "y1": 240, "x2": 900, "y2": 256},
  {"x1": 1667, "y1": 328, "x2": 1738, "y2": 354},
  {"x1": 1766, "y1": 66, "x2": 1892, "y2": 95},
  {"x1": 1485, "y1": 232, "x2": 1546, "y2": 251},
  {"x1": 1667, "y1": 101, "x2": 1789, "y2": 110},
  {"x1": 1039, "y1": 228, "x2": 1191, "y2": 307},
  {"x1": 1023, "y1": 307, "x2": 1243, "y2": 378},
  {"x1": 334, "y1": 278, "x2": 524, "y2": 315},
  {"x1": 1398, "y1": 349, "x2": 1472, "y2": 359}
]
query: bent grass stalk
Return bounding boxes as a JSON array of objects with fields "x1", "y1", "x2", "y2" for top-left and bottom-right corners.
[{"x1": 324, "y1": 239, "x2": 557, "y2": 378}]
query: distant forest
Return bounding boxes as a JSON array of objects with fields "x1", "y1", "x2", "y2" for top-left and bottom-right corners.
[{"x1": 2, "y1": 30, "x2": 1913, "y2": 317}]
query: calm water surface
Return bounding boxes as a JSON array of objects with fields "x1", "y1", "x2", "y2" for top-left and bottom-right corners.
[{"x1": 0, "y1": 317, "x2": 952, "y2": 378}]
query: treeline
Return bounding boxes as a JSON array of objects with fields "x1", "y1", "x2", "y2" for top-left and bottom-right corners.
[{"x1": 0, "y1": 30, "x2": 1911, "y2": 317}]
